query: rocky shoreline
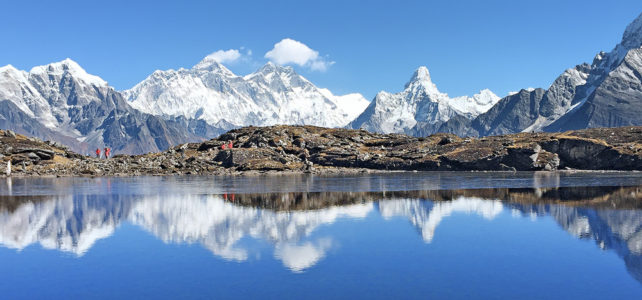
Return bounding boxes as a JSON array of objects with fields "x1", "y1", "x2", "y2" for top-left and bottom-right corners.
[{"x1": 1, "y1": 125, "x2": 642, "y2": 177}]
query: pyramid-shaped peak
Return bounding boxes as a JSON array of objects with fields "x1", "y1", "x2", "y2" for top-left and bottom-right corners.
[
  {"x1": 257, "y1": 61, "x2": 278, "y2": 73},
  {"x1": 414, "y1": 66, "x2": 431, "y2": 79},
  {"x1": 411, "y1": 66, "x2": 431, "y2": 81},
  {"x1": 193, "y1": 55, "x2": 236, "y2": 76},
  {"x1": 257, "y1": 62, "x2": 296, "y2": 74},
  {"x1": 405, "y1": 66, "x2": 434, "y2": 87},
  {"x1": 404, "y1": 66, "x2": 440, "y2": 95}
]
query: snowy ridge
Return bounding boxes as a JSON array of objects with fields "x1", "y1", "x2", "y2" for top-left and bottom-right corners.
[
  {"x1": 0, "y1": 58, "x2": 112, "y2": 130},
  {"x1": 124, "y1": 59, "x2": 369, "y2": 128},
  {"x1": 29, "y1": 58, "x2": 108, "y2": 87},
  {"x1": 351, "y1": 66, "x2": 500, "y2": 134}
]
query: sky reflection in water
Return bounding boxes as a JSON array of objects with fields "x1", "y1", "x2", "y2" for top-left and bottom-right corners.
[{"x1": 0, "y1": 172, "x2": 641, "y2": 299}]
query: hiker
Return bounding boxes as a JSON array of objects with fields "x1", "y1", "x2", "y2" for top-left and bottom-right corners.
[
  {"x1": 104, "y1": 147, "x2": 111, "y2": 159},
  {"x1": 221, "y1": 143, "x2": 227, "y2": 150},
  {"x1": 228, "y1": 141, "x2": 233, "y2": 149},
  {"x1": 95, "y1": 148, "x2": 101, "y2": 158}
]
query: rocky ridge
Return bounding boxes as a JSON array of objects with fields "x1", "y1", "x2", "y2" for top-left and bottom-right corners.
[{"x1": 1, "y1": 125, "x2": 641, "y2": 177}]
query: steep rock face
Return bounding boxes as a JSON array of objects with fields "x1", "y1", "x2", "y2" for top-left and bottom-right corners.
[
  {"x1": 0, "y1": 100, "x2": 80, "y2": 147},
  {"x1": 546, "y1": 48, "x2": 642, "y2": 131},
  {"x1": 0, "y1": 60, "x2": 215, "y2": 154},
  {"x1": 471, "y1": 88, "x2": 547, "y2": 136},
  {"x1": 415, "y1": 13, "x2": 642, "y2": 137},
  {"x1": 349, "y1": 67, "x2": 499, "y2": 135},
  {"x1": 540, "y1": 12, "x2": 642, "y2": 132},
  {"x1": 124, "y1": 60, "x2": 369, "y2": 128}
]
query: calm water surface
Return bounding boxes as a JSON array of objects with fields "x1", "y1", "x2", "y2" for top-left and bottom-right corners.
[{"x1": 0, "y1": 172, "x2": 641, "y2": 299}]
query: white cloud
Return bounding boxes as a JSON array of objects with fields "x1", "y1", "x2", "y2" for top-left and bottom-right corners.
[
  {"x1": 265, "y1": 38, "x2": 334, "y2": 71},
  {"x1": 203, "y1": 49, "x2": 242, "y2": 64}
]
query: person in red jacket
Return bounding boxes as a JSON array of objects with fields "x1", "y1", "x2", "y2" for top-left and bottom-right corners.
[
  {"x1": 104, "y1": 147, "x2": 111, "y2": 159},
  {"x1": 95, "y1": 148, "x2": 101, "y2": 158}
]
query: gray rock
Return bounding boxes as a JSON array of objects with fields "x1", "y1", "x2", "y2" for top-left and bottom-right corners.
[{"x1": 546, "y1": 48, "x2": 642, "y2": 131}]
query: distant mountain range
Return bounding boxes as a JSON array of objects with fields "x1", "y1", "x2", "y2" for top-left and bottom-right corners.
[
  {"x1": 1, "y1": 13, "x2": 641, "y2": 153},
  {"x1": 125, "y1": 59, "x2": 369, "y2": 129},
  {"x1": 0, "y1": 59, "x2": 220, "y2": 154},
  {"x1": 0, "y1": 59, "x2": 367, "y2": 154},
  {"x1": 354, "y1": 12, "x2": 642, "y2": 137}
]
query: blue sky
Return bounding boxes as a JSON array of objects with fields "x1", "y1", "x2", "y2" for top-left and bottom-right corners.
[{"x1": 1, "y1": 0, "x2": 641, "y2": 99}]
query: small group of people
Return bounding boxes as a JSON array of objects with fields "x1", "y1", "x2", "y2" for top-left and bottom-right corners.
[
  {"x1": 95, "y1": 147, "x2": 111, "y2": 159},
  {"x1": 221, "y1": 141, "x2": 234, "y2": 150}
]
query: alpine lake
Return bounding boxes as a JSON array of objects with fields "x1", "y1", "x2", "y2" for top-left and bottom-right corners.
[{"x1": 0, "y1": 171, "x2": 641, "y2": 299}]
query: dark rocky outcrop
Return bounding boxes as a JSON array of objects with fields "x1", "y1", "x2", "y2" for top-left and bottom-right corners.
[{"x1": 1, "y1": 125, "x2": 642, "y2": 177}]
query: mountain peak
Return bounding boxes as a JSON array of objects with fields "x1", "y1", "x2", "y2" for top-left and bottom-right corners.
[
  {"x1": 404, "y1": 66, "x2": 440, "y2": 94},
  {"x1": 29, "y1": 58, "x2": 107, "y2": 86},
  {"x1": 257, "y1": 62, "x2": 295, "y2": 74},
  {"x1": 413, "y1": 66, "x2": 431, "y2": 80},
  {"x1": 0, "y1": 64, "x2": 18, "y2": 73},
  {"x1": 258, "y1": 61, "x2": 278, "y2": 73},
  {"x1": 30, "y1": 58, "x2": 81, "y2": 73},
  {"x1": 622, "y1": 12, "x2": 642, "y2": 49},
  {"x1": 193, "y1": 55, "x2": 236, "y2": 76}
]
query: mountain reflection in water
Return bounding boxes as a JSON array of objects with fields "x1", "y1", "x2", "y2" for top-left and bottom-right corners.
[{"x1": 0, "y1": 184, "x2": 641, "y2": 280}]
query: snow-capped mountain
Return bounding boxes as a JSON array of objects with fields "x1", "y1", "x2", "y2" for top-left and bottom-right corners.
[
  {"x1": 437, "y1": 12, "x2": 642, "y2": 137},
  {"x1": 349, "y1": 66, "x2": 500, "y2": 134},
  {"x1": 543, "y1": 12, "x2": 642, "y2": 132},
  {"x1": 3, "y1": 11, "x2": 641, "y2": 151},
  {"x1": 0, "y1": 57, "x2": 367, "y2": 154},
  {"x1": 0, "y1": 59, "x2": 109, "y2": 129},
  {"x1": 0, "y1": 59, "x2": 221, "y2": 154},
  {"x1": 124, "y1": 58, "x2": 369, "y2": 128},
  {"x1": 353, "y1": 12, "x2": 642, "y2": 137}
]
